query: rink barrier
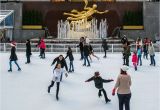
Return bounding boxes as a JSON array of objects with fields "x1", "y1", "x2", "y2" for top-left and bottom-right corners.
[{"x1": 0, "y1": 43, "x2": 160, "y2": 53}]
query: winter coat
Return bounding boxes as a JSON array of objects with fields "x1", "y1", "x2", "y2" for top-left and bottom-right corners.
[
  {"x1": 86, "y1": 76, "x2": 113, "y2": 89},
  {"x1": 102, "y1": 40, "x2": 108, "y2": 50},
  {"x1": 38, "y1": 40, "x2": 46, "y2": 49},
  {"x1": 132, "y1": 54, "x2": 138, "y2": 63},
  {"x1": 10, "y1": 46, "x2": 18, "y2": 61},
  {"x1": 77, "y1": 42, "x2": 84, "y2": 51},
  {"x1": 52, "y1": 68, "x2": 66, "y2": 82},
  {"x1": 83, "y1": 45, "x2": 90, "y2": 56},
  {"x1": 114, "y1": 74, "x2": 131, "y2": 94},
  {"x1": 148, "y1": 45, "x2": 155, "y2": 56},
  {"x1": 123, "y1": 45, "x2": 131, "y2": 56},
  {"x1": 51, "y1": 57, "x2": 68, "y2": 71},
  {"x1": 65, "y1": 50, "x2": 74, "y2": 61},
  {"x1": 26, "y1": 41, "x2": 31, "y2": 56}
]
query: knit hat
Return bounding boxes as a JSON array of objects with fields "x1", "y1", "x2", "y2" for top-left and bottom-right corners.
[
  {"x1": 121, "y1": 65, "x2": 129, "y2": 71},
  {"x1": 94, "y1": 71, "x2": 100, "y2": 76},
  {"x1": 11, "y1": 41, "x2": 16, "y2": 46}
]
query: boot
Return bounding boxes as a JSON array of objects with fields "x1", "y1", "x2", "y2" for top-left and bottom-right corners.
[
  {"x1": 18, "y1": 68, "x2": 21, "y2": 71},
  {"x1": 48, "y1": 87, "x2": 51, "y2": 93},
  {"x1": 8, "y1": 69, "x2": 12, "y2": 72},
  {"x1": 56, "y1": 95, "x2": 59, "y2": 101}
]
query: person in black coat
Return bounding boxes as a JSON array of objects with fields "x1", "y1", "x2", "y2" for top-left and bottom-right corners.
[
  {"x1": 65, "y1": 47, "x2": 74, "y2": 72},
  {"x1": 51, "y1": 55, "x2": 68, "y2": 81},
  {"x1": 8, "y1": 41, "x2": 21, "y2": 72},
  {"x1": 83, "y1": 43, "x2": 90, "y2": 66},
  {"x1": 85, "y1": 71, "x2": 114, "y2": 103},
  {"x1": 102, "y1": 39, "x2": 108, "y2": 58},
  {"x1": 25, "y1": 39, "x2": 31, "y2": 64},
  {"x1": 77, "y1": 37, "x2": 84, "y2": 60}
]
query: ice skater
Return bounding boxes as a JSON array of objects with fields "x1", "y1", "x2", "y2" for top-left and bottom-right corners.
[
  {"x1": 88, "y1": 44, "x2": 99, "y2": 62},
  {"x1": 25, "y1": 39, "x2": 31, "y2": 64},
  {"x1": 137, "y1": 46, "x2": 142, "y2": 66},
  {"x1": 65, "y1": 47, "x2": 74, "y2": 72},
  {"x1": 38, "y1": 38, "x2": 46, "y2": 59},
  {"x1": 51, "y1": 55, "x2": 68, "y2": 81},
  {"x1": 132, "y1": 51, "x2": 138, "y2": 71},
  {"x1": 48, "y1": 63, "x2": 68, "y2": 101},
  {"x1": 102, "y1": 39, "x2": 108, "y2": 58},
  {"x1": 112, "y1": 65, "x2": 132, "y2": 110},
  {"x1": 83, "y1": 43, "x2": 90, "y2": 67},
  {"x1": 8, "y1": 41, "x2": 21, "y2": 72},
  {"x1": 148, "y1": 42, "x2": 156, "y2": 66},
  {"x1": 77, "y1": 37, "x2": 84, "y2": 60},
  {"x1": 122, "y1": 41, "x2": 131, "y2": 66},
  {"x1": 85, "y1": 71, "x2": 114, "y2": 103}
]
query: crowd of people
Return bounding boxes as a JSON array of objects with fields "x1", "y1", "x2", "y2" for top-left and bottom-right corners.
[{"x1": 6, "y1": 35, "x2": 157, "y2": 110}]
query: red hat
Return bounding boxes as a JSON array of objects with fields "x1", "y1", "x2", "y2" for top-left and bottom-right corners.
[
  {"x1": 94, "y1": 71, "x2": 100, "y2": 76},
  {"x1": 11, "y1": 41, "x2": 16, "y2": 46}
]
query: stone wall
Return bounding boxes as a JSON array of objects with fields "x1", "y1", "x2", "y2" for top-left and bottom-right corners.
[{"x1": 121, "y1": 2, "x2": 160, "y2": 41}]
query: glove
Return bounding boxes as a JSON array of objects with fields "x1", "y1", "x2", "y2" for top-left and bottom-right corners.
[
  {"x1": 85, "y1": 80, "x2": 88, "y2": 82},
  {"x1": 65, "y1": 73, "x2": 68, "y2": 77},
  {"x1": 110, "y1": 79, "x2": 114, "y2": 82},
  {"x1": 112, "y1": 88, "x2": 116, "y2": 96}
]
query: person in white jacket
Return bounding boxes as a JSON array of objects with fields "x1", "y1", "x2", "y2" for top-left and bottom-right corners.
[{"x1": 48, "y1": 63, "x2": 68, "y2": 101}]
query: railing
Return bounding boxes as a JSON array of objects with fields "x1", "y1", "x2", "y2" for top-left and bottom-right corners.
[{"x1": 0, "y1": 43, "x2": 160, "y2": 53}]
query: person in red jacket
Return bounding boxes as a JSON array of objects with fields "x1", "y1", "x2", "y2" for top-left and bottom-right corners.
[
  {"x1": 132, "y1": 51, "x2": 138, "y2": 71},
  {"x1": 38, "y1": 38, "x2": 46, "y2": 59}
]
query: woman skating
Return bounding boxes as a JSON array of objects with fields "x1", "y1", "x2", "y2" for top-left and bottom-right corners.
[
  {"x1": 8, "y1": 41, "x2": 21, "y2": 72},
  {"x1": 65, "y1": 47, "x2": 74, "y2": 72},
  {"x1": 48, "y1": 63, "x2": 68, "y2": 101},
  {"x1": 112, "y1": 65, "x2": 132, "y2": 110}
]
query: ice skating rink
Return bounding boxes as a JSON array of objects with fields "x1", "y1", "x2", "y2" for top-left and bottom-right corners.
[{"x1": 0, "y1": 53, "x2": 160, "y2": 110}]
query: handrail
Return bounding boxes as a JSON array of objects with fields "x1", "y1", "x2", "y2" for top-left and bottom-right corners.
[{"x1": 0, "y1": 43, "x2": 160, "y2": 53}]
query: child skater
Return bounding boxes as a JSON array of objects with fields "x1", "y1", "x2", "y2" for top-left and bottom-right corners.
[
  {"x1": 65, "y1": 47, "x2": 74, "y2": 73},
  {"x1": 8, "y1": 41, "x2": 21, "y2": 72},
  {"x1": 85, "y1": 71, "x2": 114, "y2": 103},
  {"x1": 48, "y1": 63, "x2": 68, "y2": 101},
  {"x1": 132, "y1": 51, "x2": 138, "y2": 71}
]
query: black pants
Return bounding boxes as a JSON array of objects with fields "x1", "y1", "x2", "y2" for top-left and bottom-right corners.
[
  {"x1": 98, "y1": 88, "x2": 110, "y2": 103},
  {"x1": 103, "y1": 49, "x2": 107, "y2": 57},
  {"x1": 26, "y1": 55, "x2": 30, "y2": 63},
  {"x1": 40, "y1": 48, "x2": 45, "y2": 58},
  {"x1": 118, "y1": 93, "x2": 131, "y2": 110},
  {"x1": 48, "y1": 81, "x2": 60, "y2": 98},
  {"x1": 123, "y1": 55, "x2": 129, "y2": 66}
]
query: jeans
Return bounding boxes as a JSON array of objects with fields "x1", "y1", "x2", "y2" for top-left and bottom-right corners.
[
  {"x1": 118, "y1": 93, "x2": 131, "y2": 110},
  {"x1": 9, "y1": 60, "x2": 21, "y2": 70},
  {"x1": 143, "y1": 50, "x2": 148, "y2": 59},
  {"x1": 80, "y1": 51, "x2": 84, "y2": 60},
  {"x1": 84, "y1": 55, "x2": 90, "y2": 66},
  {"x1": 69, "y1": 61, "x2": 74, "y2": 71},
  {"x1": 150, "y1": 55, "x2": 156, "y2": 66},
  {"x1": 138, "y1": 55, "x2": 142, "y2": 65}
]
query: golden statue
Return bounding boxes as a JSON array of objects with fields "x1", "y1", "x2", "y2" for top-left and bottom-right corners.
[{"x1": 64, "y1": 0, "x2": 109, "y2": 21}]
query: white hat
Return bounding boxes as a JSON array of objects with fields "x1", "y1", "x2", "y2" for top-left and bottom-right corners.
[{"x1": 121, "y1": 65, "x2": 129, "y2": 71}]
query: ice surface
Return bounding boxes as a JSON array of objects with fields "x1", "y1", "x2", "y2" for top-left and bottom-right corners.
[{"x1": 0, "y1": 52, "x2": 160, "y2": 110}]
